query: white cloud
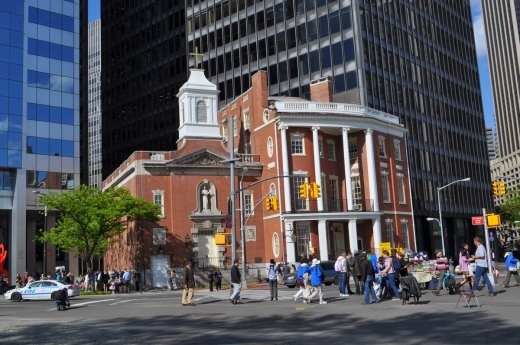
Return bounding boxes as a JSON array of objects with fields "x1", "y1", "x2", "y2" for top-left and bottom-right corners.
[{"x1": 471, "y1": 0, "x2": 488, "y2": 58}]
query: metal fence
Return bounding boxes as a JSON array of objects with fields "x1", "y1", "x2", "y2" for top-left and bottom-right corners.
[{"x1": 192, "y1": 256, "x2": 231, "y2": 270}]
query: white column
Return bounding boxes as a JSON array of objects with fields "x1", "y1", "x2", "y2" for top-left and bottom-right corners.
[
  {"x1": 318, "y1": 220, "x2": 328, "y2": 260},
  {"x1": 364, "y1": 129, "x2": 379, "y2": 211},
  {"x1": 373, "y1": 218, "x2": 382, "y2": 254},
  {"x1": 285, "y1": 221, "x2": 296, "y2": 263},
  {"x1": 342, "y1": 127, "x2": 353, "y2": 211},
  {"x1": 279, "y1": 126, "x2": 292, "y2": 212},
  {"x1": 311, "y1": 127, "x2": 324, "y2": 211},
  {"x1": 348, "y1": 220, "x2": 358, "y2": 253},
  {"x1": 10, "y1": 169, "x2": 27, "y2": 283}
]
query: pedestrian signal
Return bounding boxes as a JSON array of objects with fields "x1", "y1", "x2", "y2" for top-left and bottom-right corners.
[
  {"x1": 299, "y1": 183, "x2": 308, "y2": 199},
  {"x1": 499, "y1": 182, "x2": 506, "y2": 196},
  {"x1": 272, "y1": 197, "x2": 279, "y2": 211},
  {"x1": 492, "y1": 182, "x2": 498, "y2": 196},
  {"x1": 310, "y1": 182, "x2": 321, "y2": 199},
  {"x1": 265, "y1": 197, "x2": 273, "y2": 211}
]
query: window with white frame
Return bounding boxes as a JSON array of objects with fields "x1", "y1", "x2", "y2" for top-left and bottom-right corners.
[
  {"x1": 263, "y1": 109, "x2": 269, "y2": 123},
  {"x1": 152, "y1": 190, "x2": 165, "y2": 217},
  {"x1": 351, "y1": 175, "x2": 362, "y2": 208},
  {"x1": 291, "y1": 133, "x2": 304, "y2": 155},
  {"x1": 397, "y1": 174, "x2": 406, "y2": 203},
  {"x1": 381, "y1": 172, "x2": 390, "y2": 202},
  {"x1": 394, "y1": 139, "x2": 402, "y2": 160},
  {"x1": 401, "y1": 220, "x2": 409, "y2": 249},
  {"x1": 243, "y1": 109, "x2": 250, "y2": 130},
  {"x1": 327, "y1": 140, "x2": 336, "y2": 160},
  {"x1": 378, "y1": 136, "x2": 386, "y2": 157},
  {"x1": 294, "y1": 175, "x2": 307, "y2": 210},
  {"x1": 267, "y1": 137, "x2": 274, "y2": 157},
  {"x1": 329, "y1": 177, "x2": 339, "y2": 211},
  {"x1": 385, "y1": 220, "x2": 394, "y2": 247},
  {"x1": 244, "y1": 192, "x2": 253, "y2": 216},
  {"x1": 296, "y1": 224, "x2": 310, "y2": 257},
  {"x1": 272, "y1": 232, "x2": 280, "y2": 258},
  {"x1": 349, "y1": 139, "x2": 357, "y2": 158},
  {"x1": 318, "y1": 137, "x2": 324, "y2": 157},
  {"x1": 233, "y1": 116, "x2": 237, "y2": 136}
]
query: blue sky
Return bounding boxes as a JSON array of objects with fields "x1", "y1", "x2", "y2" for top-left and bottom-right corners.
[{"x1": 87, "y1": 0, "x2": 494, "y2": 126}]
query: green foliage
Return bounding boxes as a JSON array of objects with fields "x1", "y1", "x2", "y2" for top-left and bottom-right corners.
[
  {"x1": 496, "y1": 194, "x2": 520, "y2": 222},
  {"x1": 36, "y1": 185, "x2": 161, "y2": 270}
]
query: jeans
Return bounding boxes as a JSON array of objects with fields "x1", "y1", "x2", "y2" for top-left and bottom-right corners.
[
  {"x1": 383, "y1": 273, "x2": 401, "y2": 299},
  {"x1": 435, "y1": 270, "x2": 446, "y2": 293},
  {"x1": 230, "y1": 283, "x2": 241, "y2": 302},
  {"x1": 338, "y1": 272, "x2": 347, "y2": 295},
  {"x1": 364, "y1": 275, "x2": 378, "y2": 304},
  {"x1": 353, "y1": 275, "x2": 363, "y2": 294},
  {"x1": 269, "y1": 279, "x2": 278, "y2": 298},
  {"x1": 471, "y1": 265, "x2": 494, "y2": 294},
  {"x1": 309, "y1": 284, "x2": 324, "y2": 302},
  {"x1": 503, "y1": 270, "x2": 520, "y2": 286}
]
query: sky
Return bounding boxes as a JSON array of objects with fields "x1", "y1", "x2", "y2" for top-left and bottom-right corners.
[{"x1": 87, "y1": 0, "x2": 495, "y2": 127}]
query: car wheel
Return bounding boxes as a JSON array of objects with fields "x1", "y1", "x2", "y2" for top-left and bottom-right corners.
[
  {"x1": 11, "y1": 292, "x2": 22, "y2": 302},
  {"x1": 333, "y1": 276, "x2": 340, "y2": 285},
  {"x1": 324, "y1": 283, "x2": 332, "y2": 286}
]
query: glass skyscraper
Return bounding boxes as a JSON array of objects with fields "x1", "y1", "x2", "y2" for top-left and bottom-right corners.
[
  {"x1": 187, "y1": 0, "x2": 493, "y2": 255},
  {"x1": 88, "y1": 19, "x2": 101, "y2": 188},
  {"x1": 0, "y1": 0, "x2": 81, "y2": 280}
]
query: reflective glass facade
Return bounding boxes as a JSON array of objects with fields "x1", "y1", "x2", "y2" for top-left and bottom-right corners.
[{"x1": 88, "y1": 19, "x2": 102, "y2": 188}]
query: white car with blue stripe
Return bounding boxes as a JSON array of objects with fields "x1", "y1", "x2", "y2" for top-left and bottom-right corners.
[{"x1": 4, "y1": 280, "x2": 80, "y2": 302}]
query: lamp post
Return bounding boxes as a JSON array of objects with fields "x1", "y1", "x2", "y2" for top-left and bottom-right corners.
[
  {"x1": 239, "y1": 167, "x2": 248, "y2": 288},
  {"x1": 434, "y1": 178, "x2": 471, "y2": 256},
  {"x1": 33, "y1": 191, "x2": 47, "y2": 276}
]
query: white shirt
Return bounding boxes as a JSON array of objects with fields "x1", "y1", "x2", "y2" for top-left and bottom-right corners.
[{"x1": 475, "y1": 244, "x2": 487, "y2": 267}]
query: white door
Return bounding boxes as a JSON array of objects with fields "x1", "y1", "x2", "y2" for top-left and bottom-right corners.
[
  {"x1": 151, "y1": 256, "x2": 169, "y2": 288},
  {"x1": 333, "y1": 224, "x2": 345, "y2": 258},
  {"x1": 198, "y1": 230, "x2": 216, "y2": 259}
]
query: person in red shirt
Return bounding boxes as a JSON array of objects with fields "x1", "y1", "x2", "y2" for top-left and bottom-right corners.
[{"x1": 432, "y1": 251, "x2": 448, "y2": 296}]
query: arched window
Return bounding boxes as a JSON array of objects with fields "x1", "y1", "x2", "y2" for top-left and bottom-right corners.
[
  {"x1": 197, "y1": 101, "x2": 207, "y2": 123},
  {"x1": 272, "y1": 232, "x2": 280, "y2": 258}
]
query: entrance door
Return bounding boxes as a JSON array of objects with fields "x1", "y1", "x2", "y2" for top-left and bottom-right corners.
[
  {"x1": 333, "y1": 223, "x2": 345, "y2": 257},
  {"x1": 151, "y1": 256, "x2": 169, "y2": 288},
  {"x1": 197, "y1": 230, "x2": 216, "y2": 267}
]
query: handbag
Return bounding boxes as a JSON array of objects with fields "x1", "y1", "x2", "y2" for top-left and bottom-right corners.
[
  {"x1": 296, "y1": 278, "x2": 304, "y2": 286},
  {"x1": 508, "y1": 267, "x2": 518, "y2": 272}
]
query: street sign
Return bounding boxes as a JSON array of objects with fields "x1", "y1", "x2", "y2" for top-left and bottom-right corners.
[
  {"x1": 472, "y1": 216, "x2": 485, "y2": 225},
  {"x1": 225, "y1": 215, "x2": 232, "y2": 229},
  {"x1": 46, "y1": 249, "x2": 52, "y2": 257}
]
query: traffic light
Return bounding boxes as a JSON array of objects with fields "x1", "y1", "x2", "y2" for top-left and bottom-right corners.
[
  {"x1": 272, "y1": 197, "x2": 279, "y2": 211},
  {"x1": 310, "y1": 182, "x2": 321, "y2": 199},
  {"x1": 499, "y1": 182, "x2": 506, "y2": 195},
  {"x1": 265, "y1": 197, "x2": 273, "y2": 211},
  {"x1": 299, "y1": 183, "x2": 308, "y2": 199},
  {"x1": 492, "y1": 181, "x2": 498, "y2": 195}
]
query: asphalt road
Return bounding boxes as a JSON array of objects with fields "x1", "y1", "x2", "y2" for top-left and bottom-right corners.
[{"x1": 1, "y1": 282, "x2": 520, "y2": 345}]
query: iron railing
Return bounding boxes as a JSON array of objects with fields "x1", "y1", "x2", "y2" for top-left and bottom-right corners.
[
  {"x1": 293, "y1": 198, "x2": 374, "y2": 212},
  {"x1": 192, "y1": 256, "x2": 231, "y2": 270}
]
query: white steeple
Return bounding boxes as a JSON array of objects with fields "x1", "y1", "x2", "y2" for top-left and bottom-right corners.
[{"x1": 176, "y1": 69, "x2": 221, "y2": 142}]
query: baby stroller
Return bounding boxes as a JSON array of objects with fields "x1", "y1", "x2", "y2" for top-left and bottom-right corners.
[
  {"x1": 399, "y1": 276, "x2": 422, "y2": 305},
  {"x1": 442, "y1": 273, "x2": 457, "y2": 295}
]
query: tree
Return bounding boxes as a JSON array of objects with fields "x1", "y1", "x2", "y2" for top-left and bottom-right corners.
[
  {"x1": 36, "y1": 185, "x2": 161, "y2": 272},
  {"x1": 495, "y1": 194, "x2": 520, "y2": 249}
]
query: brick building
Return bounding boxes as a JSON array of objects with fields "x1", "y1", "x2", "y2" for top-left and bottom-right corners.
[{"x1": 102, "y1": 69, "x2": 414, "y2": 286}]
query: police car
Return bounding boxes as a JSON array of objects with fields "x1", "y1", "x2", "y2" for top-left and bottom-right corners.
[{"x1": 4, "y1": 280, "x2": 81, "y2": 302}]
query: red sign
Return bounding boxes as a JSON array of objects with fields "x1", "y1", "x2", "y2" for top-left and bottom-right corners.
[
  {"x1": 225, "y1": 215, "x2": 232, "y2": 229},
  {"x1": 46, "y1": 249, "x2": 53, "y2": 257},
  {"x1": 472, "y1": 216, "x2": 485, "y2": 225}
]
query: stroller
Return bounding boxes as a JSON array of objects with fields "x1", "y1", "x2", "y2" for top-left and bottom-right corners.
[{"x1": 399, "y1": 276, "x2": 422, "y2": 305}]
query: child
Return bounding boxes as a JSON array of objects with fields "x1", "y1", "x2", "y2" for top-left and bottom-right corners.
[{"x1": 109, "y1": 278, "x2": 116, "y2": 294}]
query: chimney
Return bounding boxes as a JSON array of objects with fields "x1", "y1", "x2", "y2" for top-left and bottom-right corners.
[{"x1": 310, "y1": 76, "x2": 333, "y2": 103}]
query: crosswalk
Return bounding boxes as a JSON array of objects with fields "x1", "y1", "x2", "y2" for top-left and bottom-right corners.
[{"x1": 202, "y1": 288, "x2": 297, "y2": 301}]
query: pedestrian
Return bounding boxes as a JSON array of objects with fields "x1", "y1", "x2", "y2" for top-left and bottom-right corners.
[
  {"x1": 293, "y1": 257, "x2": 310, "y2": 302},
  {"x1": 468, "y1": 236, "x2": 496, "y2": 296},
  {"x1": 122, "y1": 269, "x2": 131, "y2": 293},
  {"x1": 432, "y1": 250, "x2": 449, "y2": 296},
  {"x1": 345, "y1": 252, "x2": 355, "y2": 295},
  {"x1": 182, "y1": 261, "x2": 196, "y2": 306},
  {"x1": 334, "y1": 252, "x2": 349, "y2": 297},
  {"x1": 103, "y1": 271, "x2": 110, "y2": 292},
  {"x1": 290, "y1": 264, "x2": 296, "y2": 273},
  {"x1": 214, "y1": 267, "x2": 222, "y2": 291},
  {"x1": 96, "y1": 269, "x2": 103, "y2": 292},
  {"x1": 359, "y1": 251, "x2": 378, "y2": 304},
  {"x1": 167, "y1": 269, "x2": 173, "y2": 290},
  {"x1": 208, "y1": 269, "x2": 215, "y2": 292},
  {"x1": 267, "y1": 259, "x2": 279, "y2": 301},
  {"x1": 85, "y1": 271, "x2": 91, "y2": 292},
  {"x1": 0, "y1": 274, "x2": 5, "y2": 294},
  {"x1": 22, "y1": 272, "x2": 28, "y2": 287},
  {"x1": 307, "y1": 258, "x2": 327, "y2": 304},
  {"x1": 379, "y1": 250, "x2": 401, "y2": 301},
  {"x1": 350, "y1": 251, "x2": 363, "y2": 295},
  {"x1": 502, "y1": 248, "x2": 520, "y2": 288},
  {"x1": 229, "y1": 259, "x2": 241, "y2": 304},
  {"x1": 133, "y1": 271, "x2": 141, "y2": 292},
  {"x1": 283, "y1": 262, "x2": 291, "y2": 278},
  {"x1": 456, "y1": 249, "x2": 473, "y2": 291},
  {"x1": 171, "y1": 269, "x2": 177, "y2": 290}
]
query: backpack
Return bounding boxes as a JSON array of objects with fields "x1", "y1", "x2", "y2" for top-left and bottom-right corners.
[
  {"x1": 334, "y1": 258, "x2": 344, "y2": 272},
  {"x1": 391, "y1": 256, "x2": 402, "y2": 271},
  {"x1": 444, "y1": 274, "x2": 457, "y2": 295},
  {"x1": 54, "y1": 289, "x2": 66, "y2": 300}
]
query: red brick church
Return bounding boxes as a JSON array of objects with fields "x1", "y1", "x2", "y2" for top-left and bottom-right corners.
[{"x1": 102, "y1": 69, "x2": 415, "y2": 287}]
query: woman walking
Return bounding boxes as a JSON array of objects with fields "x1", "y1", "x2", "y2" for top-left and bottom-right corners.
[
  {"x1": 503, "y1": 249, "x2": 520, "y2": 288},
  {"x1": 267, "y1": 259, "x2": 279, "y2": 301}
]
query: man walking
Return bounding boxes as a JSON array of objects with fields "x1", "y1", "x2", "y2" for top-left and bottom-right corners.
[
  {"x1": 359, "y1": 251, "x2": 378, "y2": 304},
  {"x1": 182, "y1": 262, "x2": 196, "y2": 306},
  {"x1": 122, "y1": 269, "x2": 131, "y2": 293},
  {"x1": 335, "y1": 252, "x2": 349, "y2": 297},
  {"x1": 229, "y1": 259, "x2": 241, "y2": 304},
  {"x1": 432, "y1": 250, "x2": 448, "y2": 296},
  {"x1": 380, "y1": 250, "x2": 401, "y2": 300},
  {"x1": 468, "y1": 236, "x2": 496, "y2": 296}
]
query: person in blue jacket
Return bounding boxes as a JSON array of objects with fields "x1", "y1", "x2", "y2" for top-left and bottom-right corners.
[
  {"x1": 307, "y1": 258, "x2": 327, "y2": 305},
  {"x1": 293, "y1": 257, "x2": 310, "y2": 302},
  {"x1": 503, "y1": 249, "x2": 520, "y2": 288}
]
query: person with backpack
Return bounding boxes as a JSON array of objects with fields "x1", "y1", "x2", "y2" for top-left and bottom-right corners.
[
  {"x1": 503, "y1": 248, "x2": 520, "y2": 288},
  {"x1": 359, "y1": 251, "x2": 378, "y2": 304},
  {"x1": 335, "y1": 252, "x2": 349, "y2": 298},
  {"x1": 293, "y1": 257, "x2": 310, "y2": 302},
  {"x1": 379, "y1": 250, "x2": 401, "y2": 300},
  {"x1": 307, "y1": 258, "x2": 327, "y2": 304},
  {"x1": 350, "y1": 251, "x2": 363, "y2": 295},
  {"x1": 267, "y1": 259, "x2": 279, "y2": 301},
  {"x1": 54, "y1": 287, "x2": 70, "y2": 311},
  {"x1": 432, "y1": 250, "x2": 449, "y2": 296}
]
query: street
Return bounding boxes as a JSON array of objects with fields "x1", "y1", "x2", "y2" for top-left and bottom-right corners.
[{"x1": 1, "y1": 281, "x2": 520, "y2": 345}]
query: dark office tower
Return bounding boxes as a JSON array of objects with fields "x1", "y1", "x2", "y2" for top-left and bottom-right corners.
[
  {"x1": 187, "y1": 0, "x2": 493, "y2": 255},
  {"x1": 79, "y1": 0, "x2": 88, "y2": 185},
  {"x1": 100, "y1": 1, "x2": 187, "y2": 178}
]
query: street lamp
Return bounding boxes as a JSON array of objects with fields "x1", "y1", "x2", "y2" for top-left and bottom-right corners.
[
  {"x1": 435, "y1": 178, "x2": 471, "y2": 256},
  {"x1": 33, "y1": 191, "x2": 47, "y2": 275},
  {"x1": 239, "y1": 167, "x2": 248, "y2": 288}
]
